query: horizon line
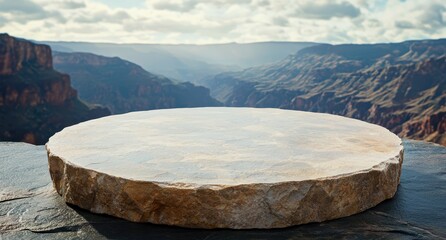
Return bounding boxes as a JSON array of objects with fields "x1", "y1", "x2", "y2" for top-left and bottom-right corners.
[{"x1": 2, "y1": 32, "x2": 445, "y2": 47}]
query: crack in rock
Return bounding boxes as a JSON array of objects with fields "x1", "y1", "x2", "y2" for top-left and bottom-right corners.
[
  {"x1": 24, "y1": 224, "x2": 86, "y2": 234},
  {"x1": 0, "y1": 195, "x2": 34, "y2": 204}
]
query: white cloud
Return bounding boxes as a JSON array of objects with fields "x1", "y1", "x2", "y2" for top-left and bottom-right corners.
[
  {"x1": 0, "y1": 0, "x2": 65, "y2": 23},
  {"x1": 1, "y1": 0, "x2": 46, "y2": 14},
  {"x1": 395, "y1": 20, "x2": 415, "y2": 29},
  {"x1": 61, "y1": 1, "x2": 86, "y2": 9},
  {"x1": 151, "y1": 0, "x2": 199, "y2": 12},
  {"x1": 272, "y1": 17, "x2": 289, "y2": 27},
  {"x1": 293, "y1": 1, "x2": 361, "y2": 19},
  {"x1": 418, "y1": 3, "x2": 445, "y2": 33},
  {"x1": 73, "y1": 10, "x2": 130, "y2": 24},
  {"x1": 0, "y1": 0, "x2": 445, "y2": 44}
]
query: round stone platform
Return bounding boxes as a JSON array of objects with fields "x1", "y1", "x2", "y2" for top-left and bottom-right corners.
[{"x1": 46, "y1": 107, "x2": 403, "y2": 229}]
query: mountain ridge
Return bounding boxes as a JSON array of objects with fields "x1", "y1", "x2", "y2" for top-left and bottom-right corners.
[
  {"x1": 203, "y1": 39, "x2": 446, "y2": 146},
  {"x1": 52, "y1": 51, "x2": 221, "y2": 114},
  {"x1": 41, "y1": 40, "x2": 317, "y2": 83}
]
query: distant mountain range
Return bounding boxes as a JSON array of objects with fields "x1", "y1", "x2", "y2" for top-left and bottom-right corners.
[
  {"x1": 0, "y1": 34, "x2": 110, "y2": 144},
  {"x1": 52, "y1": 51, "x2": 221, "y2": 114},
  {"x1": 41, "y1": 41, "x2": 316, "y2": 84},
  {"x1": 203, "y1": 39, "x2": 446, "y2": 146}
]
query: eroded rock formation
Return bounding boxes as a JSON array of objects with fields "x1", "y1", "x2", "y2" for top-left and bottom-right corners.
[
  {"x1": 0, "y1": 33, "x2": 52, "y2": 75},
  {"x1": 0, "y1": 34, "x2": 110, "y2": 144},
  {"x1": 203, "y1": 39, "x2": 446, "y2": 146}
]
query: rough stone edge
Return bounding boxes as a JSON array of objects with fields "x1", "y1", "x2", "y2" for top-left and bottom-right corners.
[{"x1": 46, "y1": 143, "x2": 404, "y2": 229}]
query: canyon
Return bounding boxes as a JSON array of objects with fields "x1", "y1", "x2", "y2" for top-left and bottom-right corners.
[
  {"x1": 52, "y1": 52, "x2": 221, "y2": 114},
  {"x1": 203, "y1": 39, "x2": 446, "y2": 146},
  {"x1": 44, "y1": 41, "x2": 316, "y2": 83},
  {"x1": 1, "y1": 33, "x2": 445, "y2": 146}
]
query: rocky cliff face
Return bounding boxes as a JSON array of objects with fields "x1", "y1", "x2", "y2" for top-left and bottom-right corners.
[
  {"x1": 52, "y1": 52, "x2": 221, "y2": 114},
  {"x1": 402, "y1": 112, "x2": 446, "y2": 146},
  {"x1": 0, "y1": 33, "x2": 52, "y2": 75},
  {"x1": 204, "y1": 39, "x2": 446, "y2": 146},
  {"x1": 0, "y1": 34, "x2": 110, "y2": 144},
  {"x1": 0, "y1": 73, "x2": 76, "y2": 107}
]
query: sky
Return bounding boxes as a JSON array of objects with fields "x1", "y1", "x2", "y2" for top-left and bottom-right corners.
[{"x1": 0, "y1": 0, "x2": 445, "y2": 44}]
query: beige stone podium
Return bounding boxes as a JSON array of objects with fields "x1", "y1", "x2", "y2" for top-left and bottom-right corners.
[{"x1": 46, "y1": 107, "x2": 403, "y2": 229}]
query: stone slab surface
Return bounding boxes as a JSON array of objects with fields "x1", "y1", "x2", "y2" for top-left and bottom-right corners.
[
  {"x1": 3, "y1": 140, "x2": 444, "y2": 239},
  {"x1": 46, "y1": 107, "x2": 404, "y2": 229}
]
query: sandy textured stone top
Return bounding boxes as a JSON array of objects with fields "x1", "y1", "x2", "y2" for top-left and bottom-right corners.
[{"x1": 46, "y1": 107, "x2": 402, "y2": 186}]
